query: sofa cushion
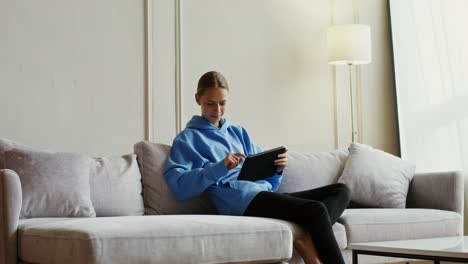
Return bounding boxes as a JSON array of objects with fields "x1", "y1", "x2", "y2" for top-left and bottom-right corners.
[
  {"x1": 338, "y1": 143, "x2": 416, "y2": 208},
  {"x1": 134, "y1": 141, "x2": 216, "y2": 214},
  {"x1": 4, "y1": 148, "x2": 96, "y2": 218},
  {"x1": 278, "y1": 149, "x2": 348, "y2": 193},
  {"x1": 18, "y1": 215, "x2": 293, "y2": 264},
  {"x1": 338, "y1": 208, "x2": 463, "y2": 244},
  {"x1": 90, "y1": 154, "x2": 144, "y2": 216},
  {"x1": 0, "y1": 138, "x2": 144, "y2": 217}
]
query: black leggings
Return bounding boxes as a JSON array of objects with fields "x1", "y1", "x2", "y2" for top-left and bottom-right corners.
[{"x1": 243, "y1": 183, "x2": 351, "y2": 264}]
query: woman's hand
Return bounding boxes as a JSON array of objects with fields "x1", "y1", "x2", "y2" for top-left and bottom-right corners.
[
  {"x1": 224, "y1": 152, "x2": 247, "y2": 170},
  {"x1": 274, "y1": 149, "x2": 288, "y2": 173}
]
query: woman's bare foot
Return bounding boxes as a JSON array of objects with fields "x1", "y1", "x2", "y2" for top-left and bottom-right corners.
[{"x1": 293, "y1": 234, "x2": 320, "y2": 264}]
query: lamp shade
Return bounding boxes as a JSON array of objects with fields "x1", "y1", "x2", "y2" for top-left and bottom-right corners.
[{"x1": 327, "y1": 24, "x2": 372, "y2": 65}]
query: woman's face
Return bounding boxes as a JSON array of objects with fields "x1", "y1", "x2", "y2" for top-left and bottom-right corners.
[{"x1": 196, "y1": 87, "x2": 228, "y2": 127}]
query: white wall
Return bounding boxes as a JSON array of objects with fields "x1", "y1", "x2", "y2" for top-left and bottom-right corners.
[
  {"x1": 360, "y1": 0, "x2": 400, "y2": 154},
  {"x1": 0, "y1": 0, "x2": 145, "y2": 156},
  {"x1": 0, "y1": 0, "x2": 398, "y2": 155},
  {"x1": 153, "y1": 0, "x2": 399, "y2": 154},
  {"x1": 181, "y1": 0, "x2": 334, "y2": 151}
]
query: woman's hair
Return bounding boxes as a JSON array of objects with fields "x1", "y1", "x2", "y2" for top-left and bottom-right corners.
[{"x1": 196, "y1": 71, "x2": 229, "y2": 96}]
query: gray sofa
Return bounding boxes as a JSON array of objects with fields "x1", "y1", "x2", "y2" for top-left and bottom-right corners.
[{"x1": 0, "y1": 139, "x2": 464, "y2": 264}]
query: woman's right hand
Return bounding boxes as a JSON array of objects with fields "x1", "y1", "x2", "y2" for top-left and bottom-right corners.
[{"x1": 224, "y1": 152, "x2": 247, "y2": 170}]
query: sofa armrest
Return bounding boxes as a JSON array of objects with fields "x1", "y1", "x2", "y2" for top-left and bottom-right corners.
[
  {"x1": 406, "y1": 171, "x2": 463, "y2": 215},
  {"x1": 0, "y1": 169, "x2": 22, "y2": 264}
]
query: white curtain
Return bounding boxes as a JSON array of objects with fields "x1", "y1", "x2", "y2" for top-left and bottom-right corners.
[{"x1": 390, "y1": 0, "x2": 468, "y2": 230}]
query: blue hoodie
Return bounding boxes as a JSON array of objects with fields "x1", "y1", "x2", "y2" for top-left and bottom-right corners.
[{"x1": 164, "y1": 115, "x2": 283, "y2": 215}]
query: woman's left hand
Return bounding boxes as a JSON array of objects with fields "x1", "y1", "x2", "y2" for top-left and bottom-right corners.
[{"x1": 274, "y1": 149, "x2": 288, "y2": 173}]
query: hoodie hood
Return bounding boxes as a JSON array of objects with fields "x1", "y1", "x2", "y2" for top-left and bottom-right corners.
[{"x1": 186, "y1": 115, "x2": 231, "y2": 131}]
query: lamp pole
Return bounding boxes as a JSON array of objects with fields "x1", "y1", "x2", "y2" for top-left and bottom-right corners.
[{"x1": 348, "y1": 63, "x2": 357, "y2": 143}]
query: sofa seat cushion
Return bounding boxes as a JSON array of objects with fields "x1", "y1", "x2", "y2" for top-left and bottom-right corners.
[
  {"x1": 18, "y1": 215, "x2": 293, "y2": 264},
  {"x1": 338, "y1": 208, "x2": 463, "y2": 244}
]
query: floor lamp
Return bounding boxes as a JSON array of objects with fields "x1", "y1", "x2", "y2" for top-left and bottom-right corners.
[{"x1": 327, "y1": 24, "x2": 372, "y2": 143}]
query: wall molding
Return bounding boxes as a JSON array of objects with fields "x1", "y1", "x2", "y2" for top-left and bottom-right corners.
[
  {"x1": 330, "y1": 0, "x2": 339, "y2": 149},
  {"x1": 175, "y1": 0, "x2": 182, "y2": 134},
  {"x1": 144, "y1": 0, "x2": 153, "y2": 141}
]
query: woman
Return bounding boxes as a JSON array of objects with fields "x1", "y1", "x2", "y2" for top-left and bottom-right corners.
[{"x1": 164, "y1": 71, "x2": 350, "y2": 264}]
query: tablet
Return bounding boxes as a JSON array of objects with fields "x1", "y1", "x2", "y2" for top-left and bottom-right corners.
[{"x1": 237, "y1": 146, "x2": 286, "y2": 181}]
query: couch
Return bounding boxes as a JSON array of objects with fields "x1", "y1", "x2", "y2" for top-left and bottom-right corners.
[{"x1": 0, "y1": 139, "x2": 464, "y2": 264}]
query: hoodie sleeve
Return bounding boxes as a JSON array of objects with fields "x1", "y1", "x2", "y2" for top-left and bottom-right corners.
[
  {"x1": 256, "y1": 172, "x2": 283, "y2": 192},
  {"x1": 164, "y1": 138, "x2": 229, "y2": 201}
]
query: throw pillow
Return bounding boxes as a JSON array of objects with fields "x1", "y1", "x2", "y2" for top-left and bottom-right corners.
[
  {"x1": 91, "y1": 154, "x2": 144, "y2": 216},
  {"x1": 134, "y1": 141, "x2": 216, "y2": 215},
  {"x1": 4, "y1": 148, "x2": 96, "y2": 218},
  {"x1": 338, "y1": 143, "x2": 416, "y2": 208},
  {"x1": 278, "y1": 149, "x2": 349, "y2": 193}
]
